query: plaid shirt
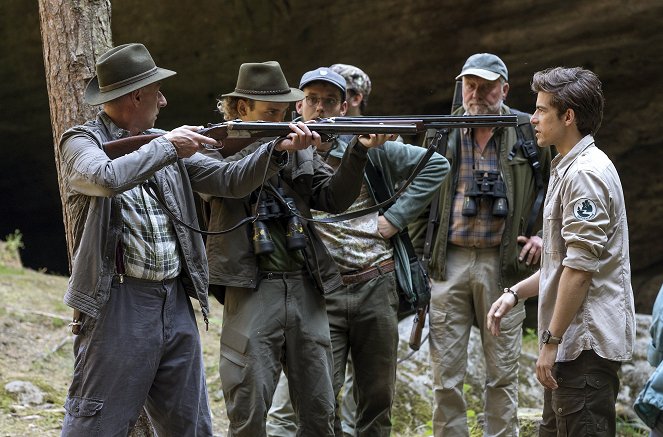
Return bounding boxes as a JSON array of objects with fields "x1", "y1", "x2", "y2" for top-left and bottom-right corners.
[
  {"x1": 447, "y1": 128, "x2": 505, "y2": 248},
  {"x1": 118, "y1": 184, "x2": 181, "y2": 281}
]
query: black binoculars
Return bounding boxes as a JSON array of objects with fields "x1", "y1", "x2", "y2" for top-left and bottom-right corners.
[
  {"x1": 252, "y1": 189, "x2": 307, "y2": 256},
  {"x1": 462, "y1": 170, "x2": 508, "y2": 217}
]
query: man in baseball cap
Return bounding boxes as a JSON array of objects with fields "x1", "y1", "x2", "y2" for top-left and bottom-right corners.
[
  {"x1": 296, "y1": 67, "x2": 347, "y2": 120},
  {"x1": 425, "y1": 52, "x2": 552, "y2": 437}
]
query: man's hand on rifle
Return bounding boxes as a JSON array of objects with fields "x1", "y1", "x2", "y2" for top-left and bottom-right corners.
[
  {"x1": 273, "y1": 122, "x2": 322, "y2": 152},
  {"x1": 486, "y1": 292, "x2": 517, "y2": 337},
  {"x1": 358, "y1": 133, "x2": 398, "y2": 149},
  {"x1": 165, "y1": 125, "x2": 220, "y2": 158}
]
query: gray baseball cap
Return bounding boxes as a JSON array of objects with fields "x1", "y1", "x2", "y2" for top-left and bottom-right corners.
[{"x1": 456, "y1": 53, "x2": 508, "y2": 81}]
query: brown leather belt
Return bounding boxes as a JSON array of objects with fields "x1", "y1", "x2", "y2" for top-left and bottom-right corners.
[{"x1": 341, "y1": 259, "x2": 395, "y2": 285}]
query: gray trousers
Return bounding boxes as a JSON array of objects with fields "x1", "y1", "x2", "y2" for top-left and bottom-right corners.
[
  {"x1": 266, "y1": 272, "x2": 398, "y2": 437},
  {"x1": 61, "y1": 276, "x2": 212, "y2": 437},
  {"x1": 327, "y1": 272, "x2": 399, "y2": 436},
  {"x1": 220, "y1": 272, "x2": 335, "y2": 437}
]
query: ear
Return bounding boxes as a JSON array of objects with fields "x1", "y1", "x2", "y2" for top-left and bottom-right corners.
[
  {"x1": 129, "y1": 89, "x2": 142, "y2": 107},
  {"x1": 295, "y1": 100, "x2": 304, "y2": 115},
  {"x1": 340, "y1": 100, "x2": 348, "y2": 116},
  {"x1": 501, "y1": 82, "x2": 510, "y2": 100},
  {"x1": 564, "y1": 108, "x2": 576, "y2": 126},
  {"x1": 237, "y1": 99, "x2": 248, "y2": 117},
  {"x1": 348, "y1": 92, "x2": 363, "y2": 109}
]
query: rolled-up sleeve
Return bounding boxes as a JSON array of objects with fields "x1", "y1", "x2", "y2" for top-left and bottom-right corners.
[{"x1": 560, "y1": 168, "x2": 611, "y2": 273}]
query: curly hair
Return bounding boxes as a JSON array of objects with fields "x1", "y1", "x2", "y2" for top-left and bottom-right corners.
[{"x1": 217, "y1": 97, "x2": 255, "y2": 121}]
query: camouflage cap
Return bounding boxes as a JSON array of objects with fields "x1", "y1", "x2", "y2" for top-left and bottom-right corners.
[{"x1": 330, "y1": 63, "x2": 372, "y2": 97}]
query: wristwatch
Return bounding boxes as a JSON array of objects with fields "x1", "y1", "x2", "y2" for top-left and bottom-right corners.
[{"x1": 541, "y1": 329, "x2": 563, "y2": 345}]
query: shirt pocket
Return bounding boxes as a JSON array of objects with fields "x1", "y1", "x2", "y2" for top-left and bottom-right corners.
[{"x1": 544, "y1": 200, "x2": 564, "y2": 255}]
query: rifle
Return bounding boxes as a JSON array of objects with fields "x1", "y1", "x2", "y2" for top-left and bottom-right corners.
[
  {"x1": 406, "y1": 83, "x2": 470, "y2": 352},
  {"x1": 330, "y1": 114, "x2": 517, "y2": 129},
  {"x1": 408, "y1": 304, "x2": 428, "y2": 351},
  {"x1": 102, "y1": 116, "x2": 518, "y2": 159},
  {"x1": 101, "y1": 120, "x2": 421, "y2": 159}
]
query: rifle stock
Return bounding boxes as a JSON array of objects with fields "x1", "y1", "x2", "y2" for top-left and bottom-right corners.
[
  {"x1": 409, "y1": 304, "x2": 428, "y2": 351},
  {"x1": 101, "y1": 120, "x2": 420, "y2": 159}
]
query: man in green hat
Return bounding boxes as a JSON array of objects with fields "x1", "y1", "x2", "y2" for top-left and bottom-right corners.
[
  {"x1": 203, "y1": 61, "x2": 395, "y2": 436},
  {"x1": 58, "y1": 44, "x2": 317, "y2": 436}
]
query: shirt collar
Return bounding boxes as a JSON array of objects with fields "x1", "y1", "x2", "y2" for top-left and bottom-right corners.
[
  {"x1": 551, "y1": 134, "x2": 596, "y2": 177},
  {"x1": 98, "y1": 111, "x2": 133, "y2": 140}
]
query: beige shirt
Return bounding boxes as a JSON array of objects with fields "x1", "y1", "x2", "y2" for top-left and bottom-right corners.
[{"x1": 539, "y1": 135, "x2": 635, "y2": 362}]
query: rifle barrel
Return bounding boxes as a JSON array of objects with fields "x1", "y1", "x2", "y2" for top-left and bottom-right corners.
[
  {"x1": 221, "y1": 121, "x2": 420, "y2": 137},
  {"x1": 332, "y1": 114, "x2": 518, "y2": 129}
]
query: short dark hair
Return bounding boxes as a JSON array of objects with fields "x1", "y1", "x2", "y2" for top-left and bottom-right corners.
[
  {"x1": 217, "y1": 97, "x2": 255, "y2": 121},
  {"x1": 531, "y1": 67, "x2": 604, "y2": 136}
]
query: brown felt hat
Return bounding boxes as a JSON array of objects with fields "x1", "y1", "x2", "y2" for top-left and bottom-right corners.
[
  {"x1": 84, "y1": 43, "x2": 176, "y2": 105},
  {"x1": 222, "y1": 61, "x2": 304, "y2": 102}
]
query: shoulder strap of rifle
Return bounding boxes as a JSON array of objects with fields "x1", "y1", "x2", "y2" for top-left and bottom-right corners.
[
  {"x1": 363, "y1": 158, "x2": 418, "y2": 262},
  {"x1": 420, "y1": 129, "x2": 449, "y2": 270},
  {"x1": 509, "y1": 110, "x2": 545, "y2": 238}
]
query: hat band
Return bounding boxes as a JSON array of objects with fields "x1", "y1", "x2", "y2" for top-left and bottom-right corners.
[
  {"x1": 99, "y1": 67, "x2": 159, "y2": 93},
  {"x1": 234, "y1": 87, "x2": 292, "y2": 95}
]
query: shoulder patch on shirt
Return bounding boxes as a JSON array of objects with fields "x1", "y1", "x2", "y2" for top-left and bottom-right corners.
[{"x1": 573, "y1": 198, "x2": 598, "y2": 220}]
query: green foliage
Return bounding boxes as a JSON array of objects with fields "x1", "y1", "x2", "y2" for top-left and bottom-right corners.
[{"x1": 4, "y1": 229, "x2": 24, "y2": 253}]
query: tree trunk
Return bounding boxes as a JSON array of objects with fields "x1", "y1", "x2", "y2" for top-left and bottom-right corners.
[
  {"x1": 37, "y1": 0, "x2": 112, "y2": 269},
  {"x1": 37, "y1": 1, "x2": 154, "y2": 435}
]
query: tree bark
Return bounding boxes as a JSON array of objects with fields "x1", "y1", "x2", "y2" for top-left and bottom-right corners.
[
  {"x1": 37, "y1": 0, "x2": 112, "y2": 269},
  {"x1": 37, "y1": 2, "x2": 154, "y2": 435}
]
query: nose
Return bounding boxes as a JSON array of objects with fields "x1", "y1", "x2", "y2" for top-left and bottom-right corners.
[
  {"x1": 158, "y1": 91, "x2": 167, "y2": 108},
  {"x1": 530, "y1": 113, "x2": 538, "y2": 124}
]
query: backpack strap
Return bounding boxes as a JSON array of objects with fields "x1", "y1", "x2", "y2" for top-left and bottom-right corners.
[{"x1": 509, "y1": 110, "x2": 545, "y2": 237}]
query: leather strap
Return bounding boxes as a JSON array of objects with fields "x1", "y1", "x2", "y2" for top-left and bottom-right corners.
[{"x1": 341, "y1": 259, "x2": 395, "y2": 285}]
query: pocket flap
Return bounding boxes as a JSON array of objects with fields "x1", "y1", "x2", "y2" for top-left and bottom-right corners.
[
  {"x1": 64, "y1": 396, "x2": 103, "y2": 417},
  {"x1": 551, "y1": 391, "x2": 585, "y2": 417},
  {"x1": 220, "y1": 347, "x2": 247, "y2": 368}
]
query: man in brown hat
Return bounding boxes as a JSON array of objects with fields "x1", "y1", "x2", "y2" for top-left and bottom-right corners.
[
  {"x1": 58, "y1": 44, "x2": 317, "y2": 436},
  {"x1": 202, "y1": 61, "x2": 394, "y2": 437}
]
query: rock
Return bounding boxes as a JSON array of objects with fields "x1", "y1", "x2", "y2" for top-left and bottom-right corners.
[{"x1": 4, "y1": 380, "x2": 44, "y2": 406}]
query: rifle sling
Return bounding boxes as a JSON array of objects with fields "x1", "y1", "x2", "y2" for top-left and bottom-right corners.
[{"x1": 141, "y1": 141, "x2": 438, "y2": 235}]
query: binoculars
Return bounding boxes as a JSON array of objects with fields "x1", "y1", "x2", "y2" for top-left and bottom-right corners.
[
  {"x1": 252, "y1": 189, "x2": 307, "y2": 256},
  {"x1": 462, "y1": 170, "x2": 508, "y2": 218}
]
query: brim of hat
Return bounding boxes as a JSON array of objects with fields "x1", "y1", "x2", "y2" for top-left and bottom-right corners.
[
  {"x1": 455, "y1": 68, "x2": 501, "y2": 81},
  {"x1": 299, "y1": 77, "x2": 346, "y2": 97},
  {"x1": 221, "y1": 87, "x2": 305, "y2": 103},
  {"x1": 84, "y1": 67, "x2": 177, "y2": 106}
]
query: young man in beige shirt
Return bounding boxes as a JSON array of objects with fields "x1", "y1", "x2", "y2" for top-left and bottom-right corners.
[{"x1": 487, "y1": 66, "x2": 635, "y2": 436}]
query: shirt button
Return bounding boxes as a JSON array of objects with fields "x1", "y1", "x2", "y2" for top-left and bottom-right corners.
[{"x1": 557, "y1": 407, "x2": 563, "y2": 414}]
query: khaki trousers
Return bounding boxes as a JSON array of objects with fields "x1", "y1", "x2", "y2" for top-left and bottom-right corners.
[{"x1": 429, "y1": 245, "x2": 525, "y2": 437}]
